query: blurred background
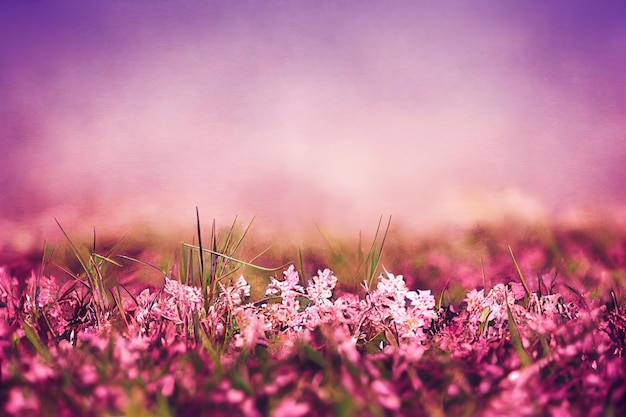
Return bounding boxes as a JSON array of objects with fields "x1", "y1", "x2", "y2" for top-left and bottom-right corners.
[{"x1": 1, "y1": 0, "x2": 625, "y2": 251}]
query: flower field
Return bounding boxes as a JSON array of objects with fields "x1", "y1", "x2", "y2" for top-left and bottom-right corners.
[{"x1": 1, "y1": 218, "x2": 625, "y2": 416}]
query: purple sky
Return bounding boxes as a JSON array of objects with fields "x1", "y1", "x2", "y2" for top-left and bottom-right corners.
[{"x1": 1, "y1": 1, "x2": 626, "y2": 248}]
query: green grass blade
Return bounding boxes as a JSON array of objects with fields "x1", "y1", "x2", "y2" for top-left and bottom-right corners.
[
  {"x1": 92, "y1": 253, "x2": 123, "y2": 268},
  {"x1": 196, "y1": 207, "x2": 205, "y2": 288},
  {"x1": 506, "y1": 302, "x2": 532, "y2": 367},
  {"x1": 181, "y1": 243, "x2": 288, "y2": 272},
  {"x1": 508, "y1": 245, "x2": 531, "y2": 297},
  {"x1": 23, "y1": 321, "x2": 51, "y2": 362},
  {"x1": 437, "y1": 277, "x2": 452, "y2": 310},
  {"x1": 315, "y1": 222, "x2": 345, "y2": 268},
  {"x1": 358, "y1": 217, "x2": 381, "y2": 286},
  {"x1": 223, "y1": 216, "x2": 238, "y2": 254},
  {"x1": 55, "y1": 219, "x2": 91, "y2": 280},
  {"x1": 368, "y1": 216, "x2": 392, "y2": 286},
  {"x1": 366, "y1": 216, "x2": 384, "y2": 280},
  {"x1": 298, "y1": 246, "x2": 306, "y2": 287},
  {"x1": 118, "y1": 281, "x2": 139, "y2": 307},
  {"x1": 481, "y1": 257, "x2": 487, "y2": 291},
  {"x1": 247, "y1": 245, "x2": 275, "y2": 264},
  {"x1": 355, "y1": 231, "x2": 365, "y2": 291},
  {"x1": 198, "y1": 327, "x2": 222, "y2": 378},
  {"x1": 40, "y1": 241, "x2": 55, "y2": 277},
  {"x1": 211, "y1": 219, "x2": 217, "y2": 280},
  {"x1": 111, "y1": 283, "x2": 130, "y2": 332},
  {"x1": 478, "y1": 306, "x2": 490, "y2": 337},
  {"x1": 229, "y1": 215, "x2": 257, "y2": 259},
  {"x1": 181, "y1": 243, "x2": 189, "y2": 285},
  {"x1": 117, "y1": 255, "x2": 168, "y2": 276}
]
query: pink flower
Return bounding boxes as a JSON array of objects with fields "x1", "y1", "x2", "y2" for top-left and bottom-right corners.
[
  {"x1": 266, "y1": 265, "x2": 304, "y2": 298},
  {"x1": 464, "y1": 284, "x2": 515, "y2": 327},
  {"x1": 332, "y1": 293, "x2": 363, "y2": 325},
  {"x1": 23, "y1": 357, "x2": 55, "y2": 383},
  {"x1": 364, "y1": 271, "x2": 437, "y2": 346},
  {"x1": 465, "y1": 289, "x2": 486, "y2": 314},
  {"x1": 133, "y1": 288, "x2": 162, "y2": 331},
  {"x1": 306, "y1": 268, "x2": 338, "y2": 304},
  {"x1": 160, "y1": 277, "x2": 203, "y2": 323},
  {"x1": 77, "y1": 332, "x2": 108, "y2": 351},
  {"x1": 164, "y1": 278, "x2": 203, "y2": 312},
  {"x1": 220, "y1": 275, "x2": 250, "y2": 308},
  {"x1": 376, "y1": 270, "x2": 410, "y2": 296},
  {"x1": 79, "y1": 363, "x2": 99, "y2": 386},
  {"x1": 233, "y1": 308, "x2": 267, "y2": 349},
  {"x1": 160, "y1": 374, "x2": 176, "y2": 397},
  {"x1": 487, "y1": 284, "x2": 515, "y2": 307},
  {"x1": 262, "y1": 266, "x2": 309, "y2": 330},
  {"x1": 36, "y1": 275, "x2": 59, "y2": 308},
  {"x1": 5, "y1": 388, "x2": 40, "y2": 415},
  {"x1": 273, "y1": 398, "x2": 310, "y2": 417},
  {"x1": 371, "y1": 380, "x2": 401, "y2": 411},
  {"x1": 335, "y1": 328, "x2": 360, "y2": 363}
]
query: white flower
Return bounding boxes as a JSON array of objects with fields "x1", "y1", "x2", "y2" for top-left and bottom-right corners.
[{"x1": 306, "y1": 268, "x2": 338, "y2": 304}]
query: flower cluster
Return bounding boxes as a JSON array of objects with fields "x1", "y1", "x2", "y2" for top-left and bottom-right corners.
[
  {"x1": 162, "y1": 277, "x2": 203, "y2": 319},
  {"x1": 263, "y1": 265, "x2": 305, "y2": 329},
  {"x1": 220, "y1": 275, "x2": 251, "y2": 308},
  {"x1": 436, "y1": 281, "x2": 580, "y2": 364},
  {"x1": 365, "y1": 271, "x2": 437, "y2": 347},
  {"x1": 462, "y1": 283, "x2": 522, "y2": 339},
  {"x1": 247, "y1": 266, "x2": 438, "y2": 361},
  {"x1": 2, "y1": 249, "x2": 625, "y2": 416}
]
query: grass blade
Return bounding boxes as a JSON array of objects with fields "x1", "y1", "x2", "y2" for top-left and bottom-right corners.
[
  {"x1": 92, "y1": 253, "x2": 123, "y2": 268},
  {"x1": 181, "y1": 243, "x2": 288, "y2": 272},
  {"x1": 117, "y1": 255, "x2": 168, "y2": 276},
  {"x1": 181, "y1": 243, "x2": 189, "y2": 285},
  {"x1": 23, "y1": 321, "x2": 51, "y2": 362},
  {"x1": 506, "y1": 302, "x2": 532, "y2": 367},
  {"x1": 367, "y1": 216, "x2": 392, "y2": 286},
  {"x1": 229, "y1": 215, "x2": 257, "y2": 260},
  {"x1": 55, "y1": 219, "x2": 90, "y2": 280},
  {"x1": 508, "y1": 245, "x2": 531, "y2": 297},
  {"x1": 111, "y1": 283, "x2": 130, "y2": 333},
  {"x1": 196, "y1": 207, "x2": 205, "y2": 288}
]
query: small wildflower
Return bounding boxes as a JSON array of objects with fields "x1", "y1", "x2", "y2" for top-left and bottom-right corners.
[
  {"x1": 306, "y1": 268, "x2": 338, "y2": 304},
  {"x1": 220, "y1": 275, "x2": 251, "y2": 308},
  {"x1": 161, "y1": 277, "x2": 203, "y2": 323}
]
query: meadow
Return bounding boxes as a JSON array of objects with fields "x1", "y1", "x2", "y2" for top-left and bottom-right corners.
[{"x1": 1, "y1": 214, "x2": 625, "y2": 416}]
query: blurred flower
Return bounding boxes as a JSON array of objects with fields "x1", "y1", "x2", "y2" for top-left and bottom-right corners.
[
  {"x1": 371, "y1": 379, "x2": 401, "y2": 411},
  {"x1": 273, "y1": 398, "x2": 310, "y2": 417},
  {"x1": 23, "y1": 357, "x2": 55, "y2": 383},
  {"x1": 233, "y1": 307, "x2": 267, "y2": 349},
  {"x1": 5, "y1": 388, "x2": 40, "y2": 415},
  {"x1": 79, "y1": 363, "x2": 99, "y2": 386}
]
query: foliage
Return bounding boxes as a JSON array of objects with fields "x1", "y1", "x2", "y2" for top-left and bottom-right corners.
[{"x1": 1, "y1": 221, "x2": 626, "y2": 416}]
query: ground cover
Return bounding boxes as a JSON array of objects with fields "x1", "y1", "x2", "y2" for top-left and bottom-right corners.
[{"x1": 1, "y1": 217, "x2": 625, "y2": 416}]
